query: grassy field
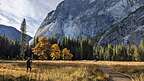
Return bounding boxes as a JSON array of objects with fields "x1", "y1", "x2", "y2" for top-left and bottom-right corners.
[
  {"x1": 0, "y1": 61, "x2": 144, "y2": 81},
  {"x1": 0, "y1": 61, "x2": 110, "y2": 81}
]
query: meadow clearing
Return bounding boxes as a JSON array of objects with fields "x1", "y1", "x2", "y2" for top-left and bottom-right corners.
[{"x1": 0, "y1": 61, "x2": 144, "y2": 81}]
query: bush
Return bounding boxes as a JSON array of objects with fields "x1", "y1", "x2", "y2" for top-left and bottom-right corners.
[
  {"x1": 50, "y1": 44, "x2": 61, "y2": 60},
  {"x1": 62, "y1": 48, "x2": 73, "y2": 60}
]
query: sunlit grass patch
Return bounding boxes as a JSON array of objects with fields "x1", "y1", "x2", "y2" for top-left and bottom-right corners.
[
  {"x1": 0, "y1": 62, "x2": 110, "y2": 81},
  {"x1": 132, "y1": 73, "x2": 144, "y2": 81}
]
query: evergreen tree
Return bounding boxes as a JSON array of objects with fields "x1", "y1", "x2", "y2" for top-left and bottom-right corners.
[
  {"x1": 107, "y1": 44, "x2": 113, "y2": 60},
  {"x1": 99, "y1": 46, "x2": 105, "y2": 60},
  {"x1": 112, "y1": 45, "x2": 117, "y2": 61},
  {"x1": 115, "y1": 45, "x2": 122, "y2": 61},
  {"x1": 20, "y1": 18, "x2": 27, "y2": 59},
  {"x1": 121, "y1": 45, "x2": 128, "y2": 60},
  {"x1": 133, "y1": 45, "x2": 140, "y2": 61},
  {"x1": 139, "y1": 39, "x2": 144, "y2": 49},
  {"x1": 139, "y1": 39, "x2": 144, "y2": 61},
  {"x1": 0, "y1": 36, "x2": 20, "y2": 59},
  {"x1": 94, "y1": 46, "x2": 100, "y2": 60}
]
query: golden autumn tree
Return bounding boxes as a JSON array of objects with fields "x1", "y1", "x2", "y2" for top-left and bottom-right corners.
[
  {"x1": 50, "y1": 44, "x2": 61, "y2": 60},
  {"x1": 62, "y1": 48, "x2": 73, "y2": 60},
  {"x1": 32, "y1": 37, "x2": 51, "y2": 60}
]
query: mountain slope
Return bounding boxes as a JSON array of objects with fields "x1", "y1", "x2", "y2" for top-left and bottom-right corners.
[
  {"x1": 98, "y1": 6, "x2": 144, "y2": 45},
  {"x1": 0, "y1": 25, "x2": 32, "y2": 41},
  {"x1": 35, "y1": 0, "x2": 144, "y2": 45}
]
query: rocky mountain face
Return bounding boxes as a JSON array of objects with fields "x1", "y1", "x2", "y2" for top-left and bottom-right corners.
[
  {"x1": 35, "y1": 0, "x2": 144, "y2": 45},
  {"x1": 0, "y1": 25, "x2": 32, "y2": 41},
  {"x1": 98, "y1": 6, "x2": 144, "y2": 45}
]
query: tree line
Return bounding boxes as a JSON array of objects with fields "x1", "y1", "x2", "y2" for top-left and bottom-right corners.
[
  {"x1": 33, "y1": 37, "x2": 144, "y2": 61},
  {"x1": 94, "y1": 40, "x2": 144, "y2": 61},
  {"x1": 0, "y1": 35, "x2": 32, "y2": 60},
  {"x1": 32, "y1": 37, "x2": 96, "y2": 60},
  {"x1": 0, "y1": 36, "x2": 20, "y2": 59},
  {"x1": 0, "y1": 34, "x2": 144, "y2": 61}
]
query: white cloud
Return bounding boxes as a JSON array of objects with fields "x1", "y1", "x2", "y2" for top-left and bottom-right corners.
[{"x1": 0, "y1": 0, "x2": 62, "y2": 37}]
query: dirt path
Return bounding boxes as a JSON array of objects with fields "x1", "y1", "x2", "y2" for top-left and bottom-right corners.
[
  {"x1": 100, "y1": 67, "x2": 132, "y2": 81},
  {"x1": 110, "y1": 73, "x2": 131, "y2": 81}
]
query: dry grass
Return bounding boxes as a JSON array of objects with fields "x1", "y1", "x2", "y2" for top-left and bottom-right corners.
[
  {"x1": 1, "y1": 61, "x2": 144, "y2": 81},
  {"x1": 0, "y1": 61, "x2": 110, "y2": 81},
  {"x1": 131, "y1": 73, "x2": 144, "y2": 81}
]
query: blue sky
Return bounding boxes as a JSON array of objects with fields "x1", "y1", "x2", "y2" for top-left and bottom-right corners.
[{"x1": 0, "y1": 0, "x2": 63, "y2": 37}]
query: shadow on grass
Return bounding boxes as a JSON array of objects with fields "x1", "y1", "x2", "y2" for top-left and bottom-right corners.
[
  {"x1": 0, "y1": 75, "x2": 37, "y2": 81},
  {"x1": 0, "y1": 75, "x2": 54, "y2": 81}
]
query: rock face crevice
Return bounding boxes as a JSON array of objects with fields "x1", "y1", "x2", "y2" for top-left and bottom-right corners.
[{"x1": 35, "y1": 0, "x2": 144, "y2": 45}]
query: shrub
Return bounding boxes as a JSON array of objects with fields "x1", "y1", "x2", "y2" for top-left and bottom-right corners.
[
  {"x1": 50, "y1": 44, "x2": 61, "y2": 60},
  {"x1": 62, "y1": 48, "x2": 73, "y2": 60}
]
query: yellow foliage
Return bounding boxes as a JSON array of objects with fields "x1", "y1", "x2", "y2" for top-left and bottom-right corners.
[
  {"x1": 32, "y1": 37, "x2": 73, "y2": 60},
  {"x1": 62, "y1": 48, "x2": 73, "y2": 60},
  {"x1": 50, "y1": 44, "x2": 61, "y2": 60},
  {"x1": 32, "y1": 37, "x2": 51, "y2": 60}
]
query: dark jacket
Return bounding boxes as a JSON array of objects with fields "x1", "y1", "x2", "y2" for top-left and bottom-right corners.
[{"x1": 27, "y1": 59, "x2": 32, "y2": 67}]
